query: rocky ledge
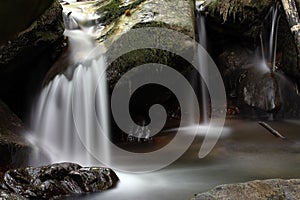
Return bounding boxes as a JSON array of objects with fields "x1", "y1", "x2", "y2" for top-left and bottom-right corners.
[
  {"x1": 0, "y1": 162, "x2": 119, "y2": 200},
  {"x1": 192, "y1": 178, "x2": 300, "y2": 200}
]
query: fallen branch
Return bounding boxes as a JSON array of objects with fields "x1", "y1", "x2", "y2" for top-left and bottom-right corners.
[
  {"x1": 258, "y1": 121, "x2": 286, "y2": 139},
  {"x1": 280, "y1": 0, "x2": 300, "y2": 71}
]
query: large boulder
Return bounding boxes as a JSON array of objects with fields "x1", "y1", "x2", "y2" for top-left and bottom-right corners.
[
  {"x1": 0, "y1": 162, "x2": 119, "y2": 200},
  {"x1": 0, "y1": 0, "x2": 64, "y2": 118},
  {"x1": 0, "y1": 100, "x2": 31, "y2": 174},
  {"x1": 192, "y1": 179, "x2": 300, "y2": 200}
]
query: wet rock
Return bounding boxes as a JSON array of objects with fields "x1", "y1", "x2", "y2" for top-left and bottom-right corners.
[
  {"x1": 0, "y1": 0, "x2": 65, "y2": 117},
  {"x1": 1, "y1": 162, "x2": 119, "y2": 199},
  {"x1": 217, "y1": 46, "x2": 281, "y2": 113},
  {"x1": 0, "y1": 189, "x2": 28, "y2": 200},
  {"x1": 237, "y1": 68, "x2": 281, "y2": 112},
  {"x1": 192, "y1": 179, "x2": 300, "y2": 200},
  {"x1": 0, "y1": 100, "x2": 31, "y2": 174}
]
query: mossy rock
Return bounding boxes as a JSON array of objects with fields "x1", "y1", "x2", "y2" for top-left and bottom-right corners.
[{"x1": 205, "y1": 0, "x2": 273, "y2": 41}]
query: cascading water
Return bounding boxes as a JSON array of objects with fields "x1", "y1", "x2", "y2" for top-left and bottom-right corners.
[
  {"x1": 27, "y1": 11, "x2": 111, "y2": 166},
  {"x1": 260, "y1": 1, "x2": 281, "y2": 71},
  {"x1": 194, "y1": 1, "x2": 210, "y2": 124}
]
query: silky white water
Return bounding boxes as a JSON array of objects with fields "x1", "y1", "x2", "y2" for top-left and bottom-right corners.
[{"x1": 27, "y1": 28, "x2": 110, "y2": 166}]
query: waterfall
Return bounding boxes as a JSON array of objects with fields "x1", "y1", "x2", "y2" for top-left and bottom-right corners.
[
  {"x1": 196, "y1": 7, "x2": 209, "y2": 124},
  {"x1": 27, "y1": 14, "x2": 111, "y2": 166},
  {"x1": 260, "y1": 1, "x2": 281, "y2": 71}
]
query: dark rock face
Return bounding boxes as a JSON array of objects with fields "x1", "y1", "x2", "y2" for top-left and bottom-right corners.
[
  {"x1": 192, "y1": 179, "x2": 300, "y2": 200},
  {"x1": 0, "y1": 100, "x2": 31, "y2": 173},
  {"x1": 0, "y1": 163, "x2": 119, "y2": 199},
  {"x1": 237, "y1": 69, "x2": 281, "y2": 112},
  {"x1": 0, "y1": 0, "x2": 64, "y2": 118},
  {"x1": 218, "y1": 47, "x2": 281, "y2": 114},
  {"x1": 0, "y1": 0, "x2": 54, "y2": 44},
  {"x1": 205, "y1": 0, "x2": 273, "y2": 54}
]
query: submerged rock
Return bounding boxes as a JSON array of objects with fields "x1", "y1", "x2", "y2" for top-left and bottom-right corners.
[
  {"x1": 0, "y1": 162, "x2": 119, "y2": 199},
  {"x1": 192, "y1": 179, "x2": 300, "y2": 200},
  {"x1": 0, "y1": 100, "x2": 31, "y2": 173}
]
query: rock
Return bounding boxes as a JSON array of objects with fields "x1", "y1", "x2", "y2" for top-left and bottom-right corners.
[
  {"x1": 237, "y1": 68, "x2": 281, "y2": 112},
  {"x1": 277, "y1": 12, "x2": 300, "y2": 80},
  {"x1": 217, "y1": 46, "x2": 281, "y2": 114},
  {"x1": 205, "y1": 0, "x2": 273, "y2": 41},
  {"x1": 0, "y1": 0, "x2": 64, "y2": 118},
  {"x1": 192, "y1": 179, "x2": 300, "y2": 200},
  {"x1": 0, "y1": 0, "x2": 64, "y2": 65},
  {"x1": 0, "y1": 0, "x2": 54, "y2": 44},
  {"x1": 0, "y1": 189, "x2": 28, "y2": 200},
  {"x1": 0, "y1": 162, "x2": 119, "y2": 199},
  {"x1": 0, "y1": 100, "x2": 31, "y2": 174},
  {"x1": 100, "y1": 0, "x2": 196, "y2": 132}
]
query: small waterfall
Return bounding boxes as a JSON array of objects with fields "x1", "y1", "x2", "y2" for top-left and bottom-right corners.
[
  {"x1": 195, "y1": 4, "x2": 209, "y2": 124},
  {"x1": 260, "y1": 1, "x2": 281, "y2": 71},
  {"x1": 27, "y1": 11, "x2": 111, "y2": 166}
]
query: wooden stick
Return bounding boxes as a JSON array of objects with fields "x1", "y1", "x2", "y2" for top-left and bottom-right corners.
[{"x1": 258, "y1": 121, "x2": 286, "y2": 139}]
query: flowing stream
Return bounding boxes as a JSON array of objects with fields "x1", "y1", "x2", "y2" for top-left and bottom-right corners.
[{"x1": 63, "y1": 119, "x2": 300, "y2": 200}]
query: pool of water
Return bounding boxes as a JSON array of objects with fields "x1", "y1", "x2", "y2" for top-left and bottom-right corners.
[{"x1": 64, "y1": 119, "x2": 300, "y2": 200}]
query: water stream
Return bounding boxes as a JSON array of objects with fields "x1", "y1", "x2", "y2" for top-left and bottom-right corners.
[
  {"x1": 260, "y1": 1, "x2": 281, "y2": 71},
  {"x1": 63, "y1": 119, "x2": 300, "y2": 200}
]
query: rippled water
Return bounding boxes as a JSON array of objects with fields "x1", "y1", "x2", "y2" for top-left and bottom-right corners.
[{"x1": 62, "y1": 119, "x2": 300, "y2": 200}]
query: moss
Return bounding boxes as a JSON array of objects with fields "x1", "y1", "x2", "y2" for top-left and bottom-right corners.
[
  {"x1": 206, "y1": 0, "x2": 272, "y2": 23},
  {"x1": 95, "y1": 0, "x2": 145, "y2": 25},
  {"x1": 207, "y1": 0, "x2": 247, "y2": 22}
]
